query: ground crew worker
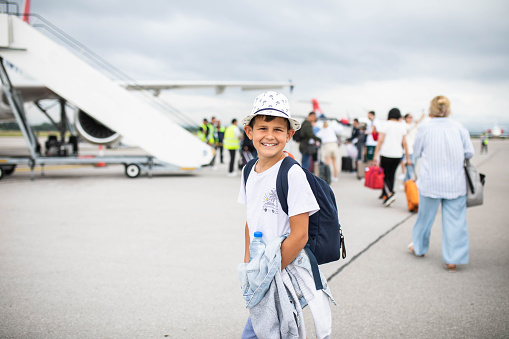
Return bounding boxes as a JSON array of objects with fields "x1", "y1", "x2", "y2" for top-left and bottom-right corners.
[
  {"x1": 207, "y1": 117, "x2": 217, "y2": 146},
  {"x1": 224, "y1": 118, "x2": 242, "y2": 176},
  {"x1": 217, "y1": 120, "x2": 226, "y2": 163},
  {"x1": 198, "y1": 118, "x2": 209, "y2": 142}
]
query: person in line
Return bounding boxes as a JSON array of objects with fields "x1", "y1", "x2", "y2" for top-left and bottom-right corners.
[
  {"x1": 299, "y1": 112, "x2": 321, "y2": 172},
  {"x1": 401, "y1": 112, "x2": 426, "y2": 182},
  {"x1": 356, "y1": 122, "x2": 367, "y2": 162},
  {"x1": 239, "y1": 91, "x2": 333, "y2": 338},
  {"x1": 365, "y1": 111, "x2": 379, "y2": 165},
  {"x1": 347, "y1": 118, "x2": 367, "y2": 164},
  {"x1": 408, "y1": 95, "x2": 474, "y2": 272},
  {"x1": 373, "y1": 108, "x2": 410, "y2": 207},
  {"x1": 316, "y1": 120, "x2": 340, "y2": 181},
  {"x1": 347, "y1": 118, "x2": 361, "y2": 144},
  {"x1": 224, "y1": 119, "x2": 242, "y2": 176}
]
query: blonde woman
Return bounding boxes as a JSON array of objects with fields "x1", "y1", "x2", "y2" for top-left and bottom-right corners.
[{"x1": 408, "y1": 96, "x2": 474, "y2": 272}]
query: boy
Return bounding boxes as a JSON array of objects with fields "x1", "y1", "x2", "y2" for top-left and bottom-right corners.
[{"x1": 238, "y1": 92, "x2": 333, "y2": 338}]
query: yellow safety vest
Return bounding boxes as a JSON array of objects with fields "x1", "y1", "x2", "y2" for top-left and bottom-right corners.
[
  {"x1": 224, "y1": 125, "x2": 240, "y2": 150},
  {"x1": 207, "y1": 123, "x2": 216, "y2": 144},
  {"x1": 197, "y1": 124, "x2": 207, "y2": 141}
]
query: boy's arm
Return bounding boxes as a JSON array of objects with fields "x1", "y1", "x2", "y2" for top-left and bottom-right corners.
[
  {"x1": 244, "y1": 223, "x2": 250, "y2": 263},
  {"x1": 281, "y1": 212, "x2": 309, "y2": 269}
]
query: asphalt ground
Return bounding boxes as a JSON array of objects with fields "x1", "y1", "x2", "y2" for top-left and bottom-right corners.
[{"x1": 0, "y1": 138, "x2": 507, "y2": 338}]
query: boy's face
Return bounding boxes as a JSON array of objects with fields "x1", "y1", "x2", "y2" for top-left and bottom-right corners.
[{"x1": 244, "y1": 116, "x2": 294, "y2": 161}]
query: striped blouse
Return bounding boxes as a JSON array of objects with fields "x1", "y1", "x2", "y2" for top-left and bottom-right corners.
[{"x1": 413, "y1": 118, "x2": 475, "y2": 199}]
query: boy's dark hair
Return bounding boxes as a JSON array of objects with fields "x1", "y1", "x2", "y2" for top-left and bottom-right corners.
[
  {"x1": 404, "y1": 113, "x2": 411, "y2": 119},
  {"x1": 354, "y1": 118, "x2": 359, "y2": 123},
  {"x1": 248, "y1": 115, "x2": 291, "y2": 131},
  {"x1": 388, "y1": 108, "x2": 402, "y2": 120},
  {"x1": 368, "y1": 111, "x2": 375, "y2": 116},
  {"x1": 231, "y1": 118, "x2": 237, "y2": 124}
]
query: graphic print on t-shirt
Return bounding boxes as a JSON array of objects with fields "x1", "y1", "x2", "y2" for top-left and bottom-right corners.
[{"x1": 262, "y1": 188, "x2": 279, "y2": 214}]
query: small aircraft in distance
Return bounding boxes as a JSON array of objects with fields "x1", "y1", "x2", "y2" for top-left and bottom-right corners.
[
  {"x1": 488, "y1": 124, "x2": 505, "y2": 138},
  {"x1": 470, "y1": 123, "x2": 508, "y2": 138}
]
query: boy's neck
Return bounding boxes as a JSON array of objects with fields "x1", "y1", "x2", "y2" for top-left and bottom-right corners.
[{"x1": 255, "y1": 152, "x2": 286, "y2": 173}]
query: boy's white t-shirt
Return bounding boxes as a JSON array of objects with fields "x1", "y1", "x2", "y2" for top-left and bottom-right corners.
[
  {"x1": 377, "y1": 120, "x2": 407, "y2": 159},
  {"x1": 238, "y1": 158, "x2": 319, "y2": 243}
]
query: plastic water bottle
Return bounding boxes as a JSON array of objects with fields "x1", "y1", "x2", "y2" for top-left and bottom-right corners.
[{"x1": 249, "y1": 231, "x2": 265, "y2": 263}]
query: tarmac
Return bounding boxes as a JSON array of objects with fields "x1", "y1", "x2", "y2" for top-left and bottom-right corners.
[{"x1": 0, "y1": 137, "x2": 508, "y2": 338}]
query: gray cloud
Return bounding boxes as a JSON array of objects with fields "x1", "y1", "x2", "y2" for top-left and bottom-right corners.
[{"x1": 20, "y1": 0, "x2": 508, "y2": 85}]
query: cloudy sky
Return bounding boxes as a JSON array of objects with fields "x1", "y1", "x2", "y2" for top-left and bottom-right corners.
[{"x1": 8, "y1": 0, "x2": 509, "y2": 132}]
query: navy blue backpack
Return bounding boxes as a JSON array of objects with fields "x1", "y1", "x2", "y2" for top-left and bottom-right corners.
[{"x1": 243, "y1": 157, "x2": 346, "y2": 290}]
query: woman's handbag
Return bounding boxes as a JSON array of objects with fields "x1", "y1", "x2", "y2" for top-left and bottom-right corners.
[
  {"x1": 364, "y1": 166, "x2": 384, "y2": 189},
  {"x1": 464, "y1": 159, "x2": 486, "y2": 207}
]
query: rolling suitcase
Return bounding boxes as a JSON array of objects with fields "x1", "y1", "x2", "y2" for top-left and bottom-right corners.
[
  {"x1": 356, "y1": 159, "x2": 367, "y2": 180},
  {"x1": 319, "y1": 162, "x2": 332, "y2": 184},
  {"x1": 404, "y1": 167, "x2": 419, "y2": 212},
  {"x1": 314, "y1": 148, "x2": 331, "y2": 184},
  {"x1": 341, "y1": 156, "x2": 353, "y2": 172}
]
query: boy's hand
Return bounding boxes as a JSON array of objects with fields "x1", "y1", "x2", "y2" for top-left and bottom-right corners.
[{"x1": 281, "y1": 213, "x2": 309, "y2": 269}]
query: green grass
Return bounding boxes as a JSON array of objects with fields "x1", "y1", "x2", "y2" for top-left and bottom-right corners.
[
  {"x1": 0, "y1": 130, "x2": 69, "y2": 137},
  {"x1": 0, "y1": 130, "x2": 23, "y2": 137}
]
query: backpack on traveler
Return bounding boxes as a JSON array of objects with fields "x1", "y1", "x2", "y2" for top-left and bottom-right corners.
[
  {"x1": 243, "y1": 156, "x2": 346, "y2": 290},
  {"x1": 292, "y1": 128, "x2": 303, "y2": 142}
]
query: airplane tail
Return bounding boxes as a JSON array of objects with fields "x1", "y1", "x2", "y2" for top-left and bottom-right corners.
[
  {"x1": 22, "y1": 0, "x2": 30, "y2": 23},
  {"x1": 311, "y1": 98, "x2": 322, "y2": 114}
]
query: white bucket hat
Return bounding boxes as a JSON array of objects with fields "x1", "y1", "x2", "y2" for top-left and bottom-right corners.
[{"x1": 242, "y1": 91, "x2": 301, "y2": 131}]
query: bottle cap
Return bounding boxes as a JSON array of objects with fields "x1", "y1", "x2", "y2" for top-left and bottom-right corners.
[{"x1": 253, "y1": 231, "x2": 263, "y2": 238}]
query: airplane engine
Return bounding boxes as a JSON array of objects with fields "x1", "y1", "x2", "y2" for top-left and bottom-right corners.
[{"x1": 75, "y1": 109, "x2": 121, "y2": 145}]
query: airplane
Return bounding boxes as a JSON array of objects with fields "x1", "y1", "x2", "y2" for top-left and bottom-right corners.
[
  {"x1": 488, "y1": 124, "x2": 505, "y2": 138},
  {"x1": 0, "y1": 2, "x2": 294, "y2": 178}
]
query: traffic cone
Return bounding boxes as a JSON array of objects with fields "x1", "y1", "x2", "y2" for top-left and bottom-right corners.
[{"x1": 96, "y1": 145, "x2": 106, "y2": 167}]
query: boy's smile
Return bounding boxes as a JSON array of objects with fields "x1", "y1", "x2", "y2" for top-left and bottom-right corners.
[{"x1": 245, "y1": 116, "x2": 295, "y2": 168}]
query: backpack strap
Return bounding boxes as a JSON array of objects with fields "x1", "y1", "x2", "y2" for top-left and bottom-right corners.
[
  {"x1": 276, "y1": 157, "x2": 323, "y2": 290},
  {"x1": 243, "y1": 158, "x2": 258, "y2": 189},
  {"x1": 275, "y1": 156, "x2": 298, "y2": 215}
]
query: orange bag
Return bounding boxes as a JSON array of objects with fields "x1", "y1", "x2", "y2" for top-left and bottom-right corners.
[{"x1": 404, "y1": 179, "x2": 419, "y2": 212}]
